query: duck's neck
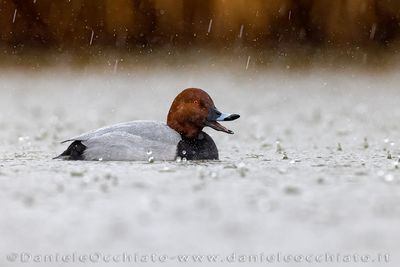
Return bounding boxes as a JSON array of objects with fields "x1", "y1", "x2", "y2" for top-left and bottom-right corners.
[{"x1": 180, "y1": 132, "x2": 204, "y2": 141}]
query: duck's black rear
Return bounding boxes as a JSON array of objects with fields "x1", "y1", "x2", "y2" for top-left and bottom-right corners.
[{"x1": 54, "y1": 140, "x2": 86, "y2": 160}]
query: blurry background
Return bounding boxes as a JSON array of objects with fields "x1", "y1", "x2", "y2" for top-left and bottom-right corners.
[{"x1": 1, "y1": 0, "x2": 400, "y2": 67}]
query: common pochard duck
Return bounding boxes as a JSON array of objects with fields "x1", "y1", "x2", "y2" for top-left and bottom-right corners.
[{"x1": 55, "y1": 88, "x2": 240, "y2": 161}]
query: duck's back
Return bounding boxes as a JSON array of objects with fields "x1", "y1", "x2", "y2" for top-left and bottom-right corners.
[{"x1": 60, "y1": 120, "x2": 181, "y2": 161}]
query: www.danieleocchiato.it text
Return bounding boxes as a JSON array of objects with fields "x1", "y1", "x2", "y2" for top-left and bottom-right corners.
[{"x1": 5, "y1": 252, "x2": 390, "y2": 264}]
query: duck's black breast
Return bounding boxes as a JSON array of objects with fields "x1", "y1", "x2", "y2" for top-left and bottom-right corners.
[{"x1": 177, "y1": 132, "x2": 218, "y2": 160}]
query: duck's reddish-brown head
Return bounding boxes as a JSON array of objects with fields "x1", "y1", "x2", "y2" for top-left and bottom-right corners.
[{"x1": 167, "y1": 88, "x2": 240, "y2": 138}]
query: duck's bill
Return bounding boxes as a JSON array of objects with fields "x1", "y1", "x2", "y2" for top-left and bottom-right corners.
[
  {"x1": 205, "y1": 109, "x2": 240, "y2": 134},
  {"x1": 215, "y1": 112, "x2": 240, "y2": 121},
  {"x1": 204, "y1": 121, "x2": 235, "y2": 134},
  {"x1": 208, "y1": 107, "x2": 240, "y2": 122}
]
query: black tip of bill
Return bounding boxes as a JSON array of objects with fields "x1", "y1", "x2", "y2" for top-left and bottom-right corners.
[
  {"x1": 226, "y1": 129, "x2": 234, "y2": 134},
  {"x1": 223, "y1": 114, "x2": 240, "y2": 121}
]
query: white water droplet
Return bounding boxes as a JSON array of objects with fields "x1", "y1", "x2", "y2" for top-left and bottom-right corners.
[
  {"x1": 18, "y1": 136, "x2": 29, "y2": 142},
  {"x1": 393, "y1": 161, "x2": 399, "y2": 169},
  {"x1": 237, "y1": 162, "x2": 246, "y2": 169},
  {"x1": 161, "y1": 166, "x2": 170, "y2": 172},
  {"x1": 337, "y1": 143, "x2": 342, "y2": 151},
  {"x1": 363, "y1": 137, "x2": 369, "y2": 149},
  {"x1": 276, "y1": 141, "x2": 283, "y2": 153},
  {"x1": 236, "y1": 162, "x2": 248, "y2": 177},
  {"x1": 384, "y1": 174, "x2": 394, "y2": 182}
]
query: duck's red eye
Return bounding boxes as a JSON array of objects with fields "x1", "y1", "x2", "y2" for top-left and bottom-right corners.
[{"x1": 193, "y1": 100, "x2": 199, "y2": 104}]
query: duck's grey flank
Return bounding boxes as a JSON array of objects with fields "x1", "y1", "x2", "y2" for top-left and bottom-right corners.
[{"x1": 58, "y1": 121, "x2": 181, "y2": 161}]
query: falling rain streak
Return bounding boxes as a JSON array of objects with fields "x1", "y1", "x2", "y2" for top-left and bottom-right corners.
[
  {"x1": 90, "y1": 30, "x2": 95, "y2": 46},
  {"x1": 12, "y1": 9, "x2": 17, "y2": 23},
  {"x1": 113, "y1": 59, "x2": 119, "y2": 73},
  {"x1": 246, "y1": 56, "x2": 251, "y2": 70},
  {"x1": 370, "y1": 23, "x2": 377, "y2": 40},
  {"x1": 239, "y1": 25, "x2": 244, "y2": 38},
  {"x1": 207, "y1": 19, "x2": 213, "y2": 33}
]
